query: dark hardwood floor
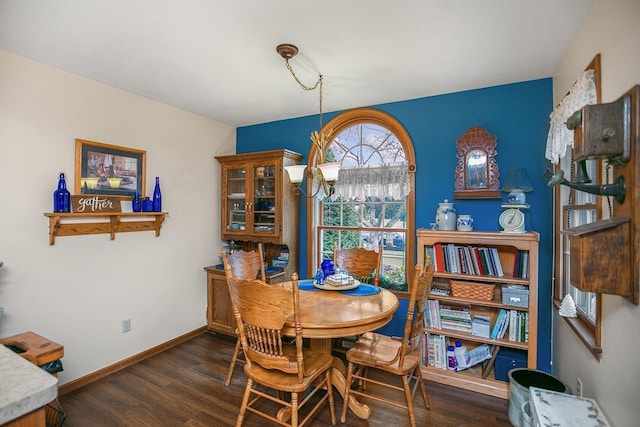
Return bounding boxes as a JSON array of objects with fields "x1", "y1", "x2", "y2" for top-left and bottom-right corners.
[{"x1": 58, "y1": 332, "x2": 512, "y2": 426}]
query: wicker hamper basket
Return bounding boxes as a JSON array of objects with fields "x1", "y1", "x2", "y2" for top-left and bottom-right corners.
[{"x1": 450, "y1": 280, "x2": 495, "y2": 301}]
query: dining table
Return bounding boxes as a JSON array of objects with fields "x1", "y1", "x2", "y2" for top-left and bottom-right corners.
[{"x1": 280, "y1": 279, "x2": 399, "y2": 420}]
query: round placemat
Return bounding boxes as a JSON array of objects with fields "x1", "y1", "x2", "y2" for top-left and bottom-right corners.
[
  {"x1": 339, "y1": 283, "x2": 381, "y2": 296},
  {"x1": 297, "y1": 280, "x2": 380, "y2": 296},
  {"x1": 298, "y1": 280, "x2": 321, "y2": 291}
]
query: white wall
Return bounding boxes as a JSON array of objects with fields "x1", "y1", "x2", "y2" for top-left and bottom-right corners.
[
  {"x1": 0, "y1": 49, "x2": 235, "y2": 385},
  {"x1": 552, "y1": 0, "x2": 640, "y2": 426}
]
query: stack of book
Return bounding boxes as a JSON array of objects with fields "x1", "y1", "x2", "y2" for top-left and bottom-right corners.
[
  {"x1": 427, "y1": 243, "x2": 504, "y2": 277},
  {"x1": 424, "y1": 333, "x2": 447, "y2": 369},
  {"x1": 439, "y1": 304, "x2": 472, "y2": 333},
  {"x1": 490, "y1": 309, "x2": 529, "y2": 342}
]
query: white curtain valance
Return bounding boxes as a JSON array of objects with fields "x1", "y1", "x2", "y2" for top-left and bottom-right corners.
[
  {"x1": 545, "y1": 69, "x2": 597, "y2": 164},
  {"x1": 331, "y1": 162, "x2": 411, "y2": 201}
]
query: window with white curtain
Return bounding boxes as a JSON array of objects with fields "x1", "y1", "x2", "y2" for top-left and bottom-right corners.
[
  {"x1": 313, "y1": 109, "x2": 416, "y2": 291},
  {"x1": 549, "y1": 55, "x2": 603, "y2": 358}
]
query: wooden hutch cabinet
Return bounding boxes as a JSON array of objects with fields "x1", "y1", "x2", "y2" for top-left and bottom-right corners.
[
  {"x1": 206, "y1": 149, "x2": 301, "y2": 336},
  {"x1": 215, "y1": 149, "x2": 303, "y2": 279}
]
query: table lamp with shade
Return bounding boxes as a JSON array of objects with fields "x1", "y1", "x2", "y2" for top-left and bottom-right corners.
[{"x1": 502, "y1": 168, "x2": 533, "y2": 205}]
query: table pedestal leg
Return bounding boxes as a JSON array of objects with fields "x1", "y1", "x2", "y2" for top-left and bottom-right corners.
[
  {"x1": 311, "y1": 338, "x2": 371, "y2": 420},
  {"x1": 329, "y1": 358, "x2": 371, "y2": 419}
]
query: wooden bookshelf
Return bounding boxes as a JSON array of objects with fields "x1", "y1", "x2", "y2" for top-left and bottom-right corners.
[{"x1": 417, "y1": 229, "x2": 539, "y2": 399}]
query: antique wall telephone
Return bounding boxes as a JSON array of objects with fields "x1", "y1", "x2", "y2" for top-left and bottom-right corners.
[
  {"x1": 544, "y1": 86, "x2": 637, "y2": 204},
  {"x1": 545, "y1": 85, "x2": 639, "y2": 304}
]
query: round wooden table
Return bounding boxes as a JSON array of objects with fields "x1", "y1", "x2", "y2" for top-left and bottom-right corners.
[{"x1": 281, "y1": 282, "x2": 399, "y2": 420}]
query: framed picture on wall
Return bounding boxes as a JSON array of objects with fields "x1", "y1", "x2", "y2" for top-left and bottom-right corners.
[{"x1": 74, "y1": 139, "x2": 146, "y2": 197}]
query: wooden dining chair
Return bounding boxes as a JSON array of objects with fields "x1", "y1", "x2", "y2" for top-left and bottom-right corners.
[
  {"x1": 333, "y1": 242, "x2": 382, "y2": 285},
  {"x1": 340, "y1": 263, "x2": 434, "y2": 427},
  {"x1": 226, "y1": 271, "x2": 336, "y2": 427},
  {"x1": 220, "y1": 243, "x2": 266, "y2": 386}
]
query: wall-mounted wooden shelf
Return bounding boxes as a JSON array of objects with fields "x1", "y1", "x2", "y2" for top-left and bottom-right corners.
[{"x1": 44, "y1": 212, "x2": 167, "y2": 245}]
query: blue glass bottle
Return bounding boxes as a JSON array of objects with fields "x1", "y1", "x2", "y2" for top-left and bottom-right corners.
[
  {"x1": 53, "y1": 172, "x2": 71, "y2": 213},
  {"x1": 142, "y1": 197, "x2": 153, "y2": 212},
  {"x1": 316, "y1": 268, "x2": 325, "y2": 285},
  {"x1": 152, "y1": 177, "x2": 162, "y2": 212},
  {"x1": 131, "y1": 192, "x2": 142, "y2": 212}
]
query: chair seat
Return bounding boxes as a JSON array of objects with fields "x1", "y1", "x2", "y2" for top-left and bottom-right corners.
[
  {"x1": 244, "y1": 346, "x2": 334, "y2": 393},
  {"x1": 346, "y1": 332, "x2": 421, "y2": 375}
]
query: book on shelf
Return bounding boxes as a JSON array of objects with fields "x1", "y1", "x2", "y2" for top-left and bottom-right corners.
[
  {"x1": 490, "y1": 309, "x2": 508, "y2": 339},
  {"x1": 508, "y1": 310, "x2": 517, "y2": 341},
  {"x1": 512, "y1": 250, "x2": 530, "y2": 279},
  {"x1": 434, "y1": 243, "x2": 444, "y2": 273},
  {"x1": 429, "y1": 281, "x2": 451, "y2": 297},
  {"x1": 472, "y1": 315, "x2": 491, "y2": 338},
  {"x1": 423, "y1": 332, "x2": 432, "y2": 366},
  {"x1": 472, "y1": 247, "x2": 485, "y2": 275},
  {"x1": 468, "y1": 246, "x2": 481, "y2": 275},
  {"x1": 446, "y1": 244, "x2": 460, "y2": 273},
  {"x1": 490, "y1": 248, "x2": 504, "y2": 277},
  {"x1": 425, "y1": 333, "x2": 447, "y2": 369},
  {"x1": 512, "y1": 249, "x2": 521, "y2": 278},
  {"x1": 496, "y1": 309, "x2": 510, "y2": 339},
  {"x1": 479, "y1": 248, "x2": 494, "y2": 276},
  {"x1": 521, "y1": 251, "x2": 529, "y2": 279}
]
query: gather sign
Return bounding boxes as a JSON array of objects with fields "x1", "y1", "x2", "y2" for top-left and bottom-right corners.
[{"x1": 71, "y1": 195, "x2": 121, "y2": 213}]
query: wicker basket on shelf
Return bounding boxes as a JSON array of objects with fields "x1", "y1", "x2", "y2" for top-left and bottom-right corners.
[{"x1": 450, "y1": 280, "x2": 495, "y2": 301}]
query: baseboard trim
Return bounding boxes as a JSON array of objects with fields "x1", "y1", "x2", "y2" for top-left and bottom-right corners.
[{"x1": 58, "y1": 326, "x2": 207, "y2": 395}]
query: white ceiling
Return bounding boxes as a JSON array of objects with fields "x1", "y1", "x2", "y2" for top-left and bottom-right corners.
[{"x1": 0, "y1": 0, "x2": 595, "y2": 127}]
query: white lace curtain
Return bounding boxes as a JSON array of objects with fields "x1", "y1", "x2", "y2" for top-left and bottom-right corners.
[
  {"x1": 331, "y1": 162, "x2": 411, "y2": 201},
  {"x1": 545, "y1": 69, "x2": 597, "y2": 164}
]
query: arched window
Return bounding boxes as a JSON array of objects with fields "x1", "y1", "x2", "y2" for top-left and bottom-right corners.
[{"x1": 306, "y1": 108, "x2": 416, "y2": 290}]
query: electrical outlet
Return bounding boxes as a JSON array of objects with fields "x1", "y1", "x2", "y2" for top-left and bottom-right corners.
[
  {"x1": 122, "y1": 318, "x2": 131, "y2": 333},
  {"x1": 576, "y1": 377, "x2": 583, "y2": 397}
]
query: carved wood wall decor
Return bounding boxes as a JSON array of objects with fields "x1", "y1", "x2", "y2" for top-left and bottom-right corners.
[{"x1": 453, "y1": 127, "x2": 501, "y2": 199}]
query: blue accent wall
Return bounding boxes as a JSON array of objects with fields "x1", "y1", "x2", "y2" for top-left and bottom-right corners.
[{"x1": 237, "y1": 78, "x2": 554, "y2": 372}]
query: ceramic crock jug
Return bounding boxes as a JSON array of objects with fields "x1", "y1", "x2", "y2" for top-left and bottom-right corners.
[
  {"x1": 457, "y1": 214, "x2": 474, "y2": 231},
  {"x1": 436, "y1": 199, "x2": 457, "y2": 231}
]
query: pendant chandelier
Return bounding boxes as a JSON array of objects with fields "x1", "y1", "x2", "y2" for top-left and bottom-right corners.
[{"x1": 276, "y1": 43, "x2": 340, "y2": 199}]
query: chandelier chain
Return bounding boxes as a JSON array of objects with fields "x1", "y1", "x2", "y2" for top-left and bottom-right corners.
[{"x1": 284, "y1": 58, "x2": 324, "y2": 130}]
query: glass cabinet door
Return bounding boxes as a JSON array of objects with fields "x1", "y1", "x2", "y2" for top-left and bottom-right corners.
[
  {"x1": 226, "y1": 166, "x2": 247, "y2": 233},
  {"x1": 252, "y1": 164, "x2": 277, "y2": 234}
]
